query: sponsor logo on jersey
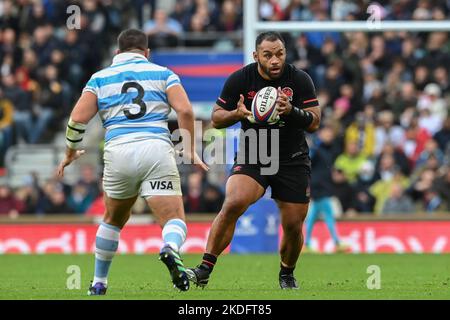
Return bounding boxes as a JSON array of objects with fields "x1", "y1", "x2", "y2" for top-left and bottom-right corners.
[
  {"x1": 149, "y1": 180, "x2": 174, "y2": 190},
  {"x1": 282, "y1": 87, "x2": 293, "y2": 101}
]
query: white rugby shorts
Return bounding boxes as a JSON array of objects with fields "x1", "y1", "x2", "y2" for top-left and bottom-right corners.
[{"x1": 103, "y1": 139, "x2": 181, "y2": 199}]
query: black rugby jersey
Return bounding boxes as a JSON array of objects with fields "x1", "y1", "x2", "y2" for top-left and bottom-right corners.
[{"x1": 216, "y1": 62, "x2": 319, "y2": 167}]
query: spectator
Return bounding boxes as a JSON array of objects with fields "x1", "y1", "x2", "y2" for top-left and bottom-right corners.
[
  {"x1": 144, "y1": 9, "x2": 183, "y2": 49},
  {"x1": 415, "y1": 139, "x2": 444, "y2": 169},
  {"x1": 85, "y1": 180, "x2": 105, "y2": 216},
  {"x1": 284, "y1": 0, "x2": 314, "y2": 21},
  {"x1": 132, "y1": 0, "x2": 157, "y2": 28},
  {"x1": 433, "y1": 116, "x2": 450, "y2": 153},
  {"x1": 68, "y1": 182, "x2": 95, "y2": 214},
  {"x1": 407, "y1": 168, "x2": 436, "y2": 208},
  {"x1": 14, "y1": 183, "x2": 40, "y2": 214},
  {"x1": 185, "y1": 13, "x2": 213, "y2": 47},
  {"x1": 43, "y1": 189, "x2": 74, "y2": 214},
  {"x1": 413, "y1": 64, "x2": 431, "y2": 92},
  {"x1": 24, "y1": 1, "x2": 48, "y2": 34},
  {"x1": 61, "y1": 29, "x2": 88, "y2": 91},
  {"x1": 374, "y1": 153, "x2": 400, "y2": 183},
  {"x1": 1, "y1": 28, "x2": 23, "y2": 72},
  {"x1": 199, "y1": 184, "x2": 224, "y2": 213},
  {"x1": 311, "y1": 126, "x2": 341, "y2": 197},
  {"x1": 432, "y1": 66, "x2": 450, "y2": 95},
  {"x1": 30, "y1": 64, "x2": 64, "y2": 143},
  {"x1": 370, "y1": 168, "x2": 410, "y2": 214},
  {"x1": 382, "y1": 183, "x2": 415, "y2": 214},
  {"x1": 259, "y1": 0, "x2": 285, "y2": 21},
  {"x1": 305, "y1": 10, "x2": 340, "y2": 49},
  {"x1": 367, "y1": 35, "x2": 393, "y2": 75},
  {"x1": 345, "y1": 112, "x2": 376, "y2": 158},
  {"x1": 375, "y1": 142, "x2": 411, "y2": 177},
  {"x1": 1, "y1": 73, "x2": 32, "y2": 143},
  {"x1": 401, "y1": 116, "x2": 432, "y2": 167},
  {"x1": 31, "y1": 26, "x2": 59, "y2": 67},
  {"x1": 184, "y1": 171, "x2": 203, "y2": 213},
  {"x1": 0, "y1": 184, "x2": 24, "y2": 217},
  {"x1": 391, "y1": 82, "x2": 417, "y2": 120},
  {"x1": 214, "y1": 0, "x2": 242, "y2": 32},
  {"x1": 331, "y1": 167, "x2": 355, "y2": 213},
  {"x1": 375, "y1": 110, "x2": 405, "y2": 155},
  {"x1": 352, "y1": 161, "x2": 376, "y2": 213},
  {"x1": 78, "y1": 164, "x2": 101, "y2": 200},
  {"x1": 422, "y1": 189, "x2": 444, "y2": 213},
  {"x1": 432, "y1": 166, "x2": 450, "y2": 211},
  {"x1": 417, "y1": 83, "x2": 447, "y2": 132},
  {"x1": 0, "y1": 0, "x2": 20, "y2": 32},
  {"x1": 0, "y1": 93, "x2": 14, "y2": 165},
  {"x1": 334, "y1": 141, "x2": 368, "y2": 184}
]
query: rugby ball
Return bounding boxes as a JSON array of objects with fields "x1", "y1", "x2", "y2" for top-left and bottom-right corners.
[{"x1": 250, "y1": 86, "x2": 279, "y2": 124}]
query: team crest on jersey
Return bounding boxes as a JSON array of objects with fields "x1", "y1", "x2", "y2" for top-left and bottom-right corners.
[
  {"x1": 282, "y1": 87, "x2": 293, "y2": 101},
  {"x1": 247, "y1": 91, "x2": 257, "y2": 99}
]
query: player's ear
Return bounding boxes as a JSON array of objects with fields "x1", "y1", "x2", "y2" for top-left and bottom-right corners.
[
  {"x1": 115, "y1": 49, "x2": 120, "y2": 55},
  {"x1": 144, "y1": 48, "x2": 150, "y2": 58},
  {"x1": 253, "y1": 51, "x2": 258, "y2": 62}
]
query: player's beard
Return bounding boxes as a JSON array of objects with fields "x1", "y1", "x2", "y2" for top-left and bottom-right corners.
[{"x1": 258, "y1": 61, "x2": 285, "y2": 80}]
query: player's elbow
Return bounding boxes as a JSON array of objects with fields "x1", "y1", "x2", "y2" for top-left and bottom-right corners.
[
  {"x1": 306, "y1": 121, "x2": 320, "y2": 133},
  {"x1": 70, "y1": 113, "x2": 88, "y2": 125},
  {"x1": 211, "y1": 119, "x2": 223, "y2": 129},
  {"x1": 211, "y1": 114, "x2": 224, "y2": 129},
  {"x1": 176, "y1": 106, "x2": 194, "y2": 119}
]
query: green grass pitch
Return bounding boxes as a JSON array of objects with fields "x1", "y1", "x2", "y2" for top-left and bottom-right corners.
[{"x1": 0, "y1": 254, "x2": 449, "y2": 300}]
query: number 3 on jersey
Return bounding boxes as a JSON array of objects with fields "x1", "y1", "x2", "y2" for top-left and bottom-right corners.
[{"x1": 122, "y1": 82, "x2": 146, "y2": 119}]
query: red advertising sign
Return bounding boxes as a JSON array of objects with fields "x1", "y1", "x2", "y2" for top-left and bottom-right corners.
[
  {"x1": 303, "y1": 221, "x2": 450, "y2": 253},
  {"x1": 0, "y1": 224, "x2": 213, "y2": 254},
  {"x1": 0, "y1": 221, "x2": 449, "y2": 254}
]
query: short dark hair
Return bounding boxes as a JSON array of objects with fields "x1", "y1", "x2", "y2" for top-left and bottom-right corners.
[
  {"x1": 117, "y1": 29, "x2": 148, "y2": 52},
  {"x1": 255, "y1": 31, "x2": 285, "y2": 50}
]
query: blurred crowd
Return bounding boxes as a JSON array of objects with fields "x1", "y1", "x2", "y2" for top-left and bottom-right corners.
[
  {"x1": 0, "y1": 0, "x2": 449, "y2": 216},
  {"x1": 294, "y1": 3, "x2": 450, "y2": 215}
]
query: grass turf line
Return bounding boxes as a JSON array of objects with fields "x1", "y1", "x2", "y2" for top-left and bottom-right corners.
[{"x1": 0, "y1": 254, "x2": 449, "y2": 299}]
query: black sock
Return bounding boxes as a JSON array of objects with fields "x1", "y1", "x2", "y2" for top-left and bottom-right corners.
[
  {"x1": 280, "y1": 263, "x2": 295, "y2": 276},
  {"x1": 200, "y1": 253, "x2": 217, "y2": 273}
]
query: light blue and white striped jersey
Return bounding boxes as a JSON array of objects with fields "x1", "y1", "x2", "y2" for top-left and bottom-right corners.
[{"x1": 83, "y1": 52, "x2": 180, "y2": 146}]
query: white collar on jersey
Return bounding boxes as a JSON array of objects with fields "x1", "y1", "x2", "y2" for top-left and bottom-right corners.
[{"x1": 111, "y1": 52, "x2": 148, "y2": 65}]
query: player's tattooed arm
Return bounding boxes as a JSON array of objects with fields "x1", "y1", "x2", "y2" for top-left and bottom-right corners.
[{"x1": 211, "y1": 95, "x2": 251, "y2": 129}]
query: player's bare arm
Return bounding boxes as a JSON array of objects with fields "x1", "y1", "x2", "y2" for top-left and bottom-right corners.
[
  {"x1": 167, "y1": 84, "x2": 209, "y2": 171},
  {"x1": 302, "y1": 106, "x2": 321, "y2": 133},
  {"x1": 211, "y1": 94, "x2": 251, "y2": 129},
  {"x1": 57, "y1": 91, "x2": 98, "y2": 177}
]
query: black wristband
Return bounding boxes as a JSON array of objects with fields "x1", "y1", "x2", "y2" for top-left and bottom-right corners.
[{"x1": 289, "y1": 107, "x2": 314, "y2": 129}]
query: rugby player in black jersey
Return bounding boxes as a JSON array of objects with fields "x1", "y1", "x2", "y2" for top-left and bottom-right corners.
[{"x1": 186, "y1": 32, "x2": 321, "y2": 289}]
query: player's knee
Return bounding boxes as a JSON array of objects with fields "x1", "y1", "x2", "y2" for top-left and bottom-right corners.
[
  {"x1": 282, "y1": 221, "x2": 302, "y2": 237},
  {"x1": 221, "y1": 198, "x2": 249, "y2": 218}
]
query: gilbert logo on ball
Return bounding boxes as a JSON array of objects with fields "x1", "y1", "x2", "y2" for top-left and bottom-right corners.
[{"x1": 250, "y1": 86, "x2": 279, "y2": 124}]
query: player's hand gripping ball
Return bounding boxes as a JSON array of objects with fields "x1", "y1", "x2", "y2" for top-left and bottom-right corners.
[{"x1": 247, "y1": 86, "x2": 280, "y2": 125}]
